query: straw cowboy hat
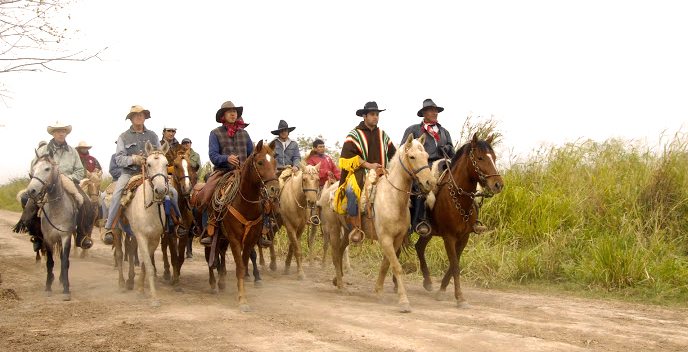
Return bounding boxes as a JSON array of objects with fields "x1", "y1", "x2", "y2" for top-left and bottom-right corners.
[
  {"x1": 215, "y1": 101, "x2": 244, "y2": 123},
  {"x1": 271, "y1": 120, "x2": 296, "y2": 135},
  {"x1": 162, "y1": 126, "x2": 177, "y2": 132},
  {"x1": 125, "y1": 105, "x2": 151, "y2": 120},
  {"x1": 76, "y1": 141, "x2": 92, "y2": 149},
  {"x1": 356, "y1": 101, "x2": 386, "y2": 117},
  {"x1": 46, "y1": 121, "x2": 72, "y2": 135},
  {"x1": 417, "y1": 98, "x2": 444, "y2": 117}
]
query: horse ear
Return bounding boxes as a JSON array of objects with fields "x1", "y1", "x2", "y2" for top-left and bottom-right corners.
[
  {"x1": 268, "y1": 139, "x2": 276, "y2": 151},
  {"x1": 255, "y1": 139, "x2": 264, "y2": 153},
  {"x1": 471, "y1": 133, "x2": 479, "y2": 147},
  {"x1": 161, "y1": 140, "x2": 169, "y2": 155},
  {"x1": 418, "y1": 133, "x2": 426, "y2": 145},
  {"x1": 486, "y1": 134, "x2": 495, "y2": 145},
  {"x1": 34, "y1": 148, "x2": 39, "y2": 159},
  {"x1": 145, "y1": 141, "x2": 153, "y2": 155},
  {"x1": 405, "y1": 133, "x2": 414, "y2": 147}
]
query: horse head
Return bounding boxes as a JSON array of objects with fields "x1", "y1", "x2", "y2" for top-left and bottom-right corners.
[
  {"x1": 172, "y1": 148, "x2": 196, "y2": 196},
  {"x1": 467, "y1": 133, "x2": 503, "y2": 194},
  {"x1": 248, "y1": 140, "x2": 280, "y2": 208},
  {"x1": 400, "y1": 133, "x2": 436, "y2": 194},
  {"x1": 27, "y1": 154, "x2": 59, "y2": 199},
  {"x1": 144, "y1": 140, "x2": 170, "y2": 201},
  {"x1": 300, "y1": 161, "x2": 321, "y2": 207}
]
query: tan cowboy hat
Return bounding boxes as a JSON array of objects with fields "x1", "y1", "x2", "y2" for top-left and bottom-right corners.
[
  {"x1": 125, "y1": 105, "x2": 151, "y2": 120},
  {"x1": 417, "y1": 98, "x2": 444, "y2": 117},
  {"x1": 76, "y1": 141, "x2": 92, "y2": 149},
  {"x1": 46, "y1": 121, "x2": 72, "y2": 135},
  {"x1": 215, "y1": 101, "x2": 244, "y2": 122}
]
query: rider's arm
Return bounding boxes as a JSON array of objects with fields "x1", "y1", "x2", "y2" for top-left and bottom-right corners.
[{"x1": 208, "y1": 131, "x2": 230, "y2": 169}]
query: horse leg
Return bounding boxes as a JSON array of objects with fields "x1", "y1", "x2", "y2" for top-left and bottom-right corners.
[
  {"x1": 330, "y1": 228, "x2": 345, "y2": 289},
  {"x1": 250, "y1": 248, "x2": 262, "y2": 286},
  {"x1": 258, "y1": 246, "x2": 266, "y2": 269},
  {"x1": 268, "y1": 242, "x2": 277, "y2": 272},
  {"x1": 218, "y1": 243, "x2": 227, "y2": 292},
  {"x1": 204, "y1": 246, "x2": 217, "y2": 293},
  {"x1": 454, "y1": 235, "x2": 470, "y2": 307},
  {"x1": 227, "y1": 236, "x2": 249, "y2": 312},
  {"x1": 174, "y1": 233, "x2": 187, "y2": 289},
  {"x1": 284, "y1": 241, "x2": 294, "y2": 275},
  {"x1": 59, "y1": 235, "x2": 72, "y2": 300},
  {"x1": 137, "y1": 236, "x2": 160, "y2": 307},
  {"x1": 166, "y1": 235, "x2": 180, "y2": 288},
  {"x1": 114, "y1": 231, "x2": 125, "y2": 291},
  {"x1": 415, "y1": 235, "x2": 433, "y2": 291},
  {"x1": 294, "y1": 225, "x2": 306, "y2": 280},
  {"x1": 321, "y1": 225, "x2": 329, "y2": 268},
  {"x1": 45, "y1": 246, "x2": 55, "y2": 295},
  {"x1": 126, "y1": 235, "x2": 136, "y2": 290},
  {"x1": 306, "y1": 223, "x2": 317, "y2": 264},
  {"x1": 161, "y1": 235, "x2": 171, "y2": 281},
  {"x1": 378, "y1": 235, "x2": 412, "y2": 313}
]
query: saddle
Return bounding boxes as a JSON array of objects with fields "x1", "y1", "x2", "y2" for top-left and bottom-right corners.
[
  {"x1": 190, "y1": 170, "x2": 229, "y2": 209},
  {"x1": 120, "y1": 175, "x2": 144, "y2": 207}
]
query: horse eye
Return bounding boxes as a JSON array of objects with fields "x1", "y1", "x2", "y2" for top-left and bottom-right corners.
[
  {"x1": 44, "y1": 167, "x2": 50, "y2": 171},
  {"x1": 257, "y1": 161, "x2": 264, "y2": 166},
  {"x1": 409, "y1": 156, "x2": 416, "y2": 159},
  {"x1": 147, "y1": 162, "x2": 152, "y2": 167},
  {"x1": 478, "y1": 156, "x2": 484, "y2": 161}
]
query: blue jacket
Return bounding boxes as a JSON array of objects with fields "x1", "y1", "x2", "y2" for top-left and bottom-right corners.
[
  {"x1": 109, "y1": 153, "x2": 121, "y2": 181},
  {"x1": 272, "y1": 138, "x2": 301, "y2": 169}
]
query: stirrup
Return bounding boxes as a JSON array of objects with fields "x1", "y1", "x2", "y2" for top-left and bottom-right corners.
[
  {"x1": 414, "y1": 221, "x2": 432, "y2": 237},
  {"x1": 200, "y1": 235, "x2": 213, "y2": 246},
  {"x1": 175, "y1": 225, "x2": 188, "y2": 238},
  {"x1": 76, "y1": 234, "x2": 93, "y2": 249},
  {"x1": 473, "y1": 221, "x2": 488, "y2": 234},
  {"x1": 347, "y1": 227, "x2": 365, "y2": 244},
  {"x1": 103, "y1": 230, "x2": 114, "y2": 245},
  {"x1": 258, "y1": 235, "x2": 272, "y2": 248}
]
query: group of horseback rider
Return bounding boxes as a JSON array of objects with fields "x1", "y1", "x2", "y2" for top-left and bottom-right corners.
[{"x1": 14, "y1": 97, "x2": 483, "y2": 254}]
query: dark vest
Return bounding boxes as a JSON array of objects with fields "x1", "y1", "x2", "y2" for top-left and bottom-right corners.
[
  {"x1": 119, "y1": 128, "x2": 159, "y2": 175},
  {"x1": 211, "y1": 126, "x2": 249, "y2": 169}
]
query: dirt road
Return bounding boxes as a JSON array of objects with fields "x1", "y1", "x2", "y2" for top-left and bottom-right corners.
[{"x1": 0, "y1": 210, "x2": 686, "y2": 351}]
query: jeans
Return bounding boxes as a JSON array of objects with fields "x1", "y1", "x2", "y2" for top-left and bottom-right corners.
[
  {"x1": 104, "y1": 173, "x2": 132, "y2": 229},
  {"x1": 346, "y1": 185, "x2": 358, "y2": 217}
]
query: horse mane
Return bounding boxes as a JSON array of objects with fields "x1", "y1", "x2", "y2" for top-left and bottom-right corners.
[{"x1": 450, "y1": 139, "x2": 494, "y2": 165}]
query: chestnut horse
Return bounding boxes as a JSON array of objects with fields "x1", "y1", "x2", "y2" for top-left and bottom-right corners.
[
  {"x1": 160, "y1": 148, "x2": 197, "y2": 288},
  {"x1": 415, "y1": 133, "x2": 504, "y2": 307},
  {"x1": 215, "y1": 140, "x2": 279, "y2": 311}
]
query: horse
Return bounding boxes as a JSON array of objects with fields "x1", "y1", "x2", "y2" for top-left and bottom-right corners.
[
  {"x1": 321, "y1": 134, "x2": 435, "y2": 312},
  {"x1": 115, "y1": 141, "x2": 170, "y2": 307},
  {"x1": 214, "y1": 140, "x2": 279, "y2": 312},
  {"x1": 415, "y1": 133, "x2": 504, "y2": 308},
  {"x1": 278, "y1": 162, "x2": 321, "y2": 279},
  {"x1": 160, "y1": 148, "x2": 198, "y2": 288},
  {"x1": 25, "y1": 153, "x2": 82, "y2": 301}
]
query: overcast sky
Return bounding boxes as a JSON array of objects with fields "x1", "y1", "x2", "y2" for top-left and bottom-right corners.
[{"x1": 1, "y1": 0, "x2": 687, "y2": 182}]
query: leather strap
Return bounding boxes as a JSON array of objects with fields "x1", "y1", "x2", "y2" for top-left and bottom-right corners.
[{"x1": 228, "y1": 206, "x2": 262, "y2": 244}]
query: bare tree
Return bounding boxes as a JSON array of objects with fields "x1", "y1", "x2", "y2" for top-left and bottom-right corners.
[{"x1": 0, "y1": 0, "x2": 104, "y2": 93}]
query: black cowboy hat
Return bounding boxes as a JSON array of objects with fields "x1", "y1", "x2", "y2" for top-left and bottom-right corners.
[
  {"x1": 215, "y1": 101, "x2": 244, "y2": 123},
  {"x1": 356, "y1": 101, "x2": 386, "y2": 117},
  {"x1": 271, "y1": 120, "x2": 296, "y2": 135},
  {"x1": 417, "y1": 98, "x2": 444, "y2": 117}
]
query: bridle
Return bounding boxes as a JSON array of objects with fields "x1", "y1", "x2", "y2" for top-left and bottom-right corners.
[
  {"x1": 383, "y1": 146, "x2": 431, "y2": 196},
  {"x1": 142, "y1": 151, "x2": 169, "y2": 208},
  {"x1": 29, "y1": 157, "x2": 76, "y2": 233},
  {"x1": 292, "y1": 169, "x2": 321, "y2": 225},
  {"x1": 172, "y1": 155, "x2": 196, "y2": 196}
]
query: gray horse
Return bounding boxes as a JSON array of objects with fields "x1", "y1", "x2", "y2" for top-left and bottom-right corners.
[{"x1": 25, "y1": 154, "x2": 80, "y2": 301}]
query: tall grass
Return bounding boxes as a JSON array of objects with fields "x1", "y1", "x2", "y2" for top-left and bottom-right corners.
[{"x1": 0, "y1": 177, "x2": 29, "y2": 212}]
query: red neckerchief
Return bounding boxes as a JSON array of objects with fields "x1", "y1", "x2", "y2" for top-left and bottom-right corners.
[
  {"x1": 223, "y1": 118, "x2": 248, "y2": 138},
  {"x1": 422, "y1": 121, "x2": 440, "y2": 142}
]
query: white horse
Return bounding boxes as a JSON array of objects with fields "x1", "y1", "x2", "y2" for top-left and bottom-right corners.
[
  {"x1": 25, "y1": 154, "x2": 81, "y2": 301},
  {"x1": 278, "y1": 162, "x2": 321, "y2": 279},
  {"x1": 321, "y1": 134, "x2": 435, "y2": 312},
  {"x1": 120, "y1": 141, "x2": 169, "y2": 307}
]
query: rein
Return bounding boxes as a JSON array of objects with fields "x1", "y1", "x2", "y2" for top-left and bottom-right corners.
[
  {"x1": 290, "y1": 171, "x2": 320, "y2": 224},
  {"x1": 382, "y1": 149, "x2": 430, "y2": 196},
  {"x1": 31, "y1": 161, "x2": 77, "y2": 233}
]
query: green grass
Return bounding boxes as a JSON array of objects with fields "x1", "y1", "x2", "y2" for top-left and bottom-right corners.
[{"x1": 0, "y1": 177, "x2": 29, "y2": 212}]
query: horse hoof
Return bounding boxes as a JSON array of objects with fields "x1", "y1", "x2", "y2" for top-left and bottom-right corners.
[
  {"x1": 423, "y1": 281, "x2": 433, "y2": 292},
  {"x1": 254, "y1": 280, "x2": 263, "y2": 288},
  {"x1": 399, "y1": 303, "x2": 412, "y2": 313},
  {"x1": 269, "y1": 263, "x2": 277, "y2": 272},
  {"x1": 332, "y1": 277, "x2": 338, "y2": 287},
  {"x1": 456, "y1": 301, "x2": 471, "y2": 309},
  {"x1": 297, "y1": 272, "x2": 306, "y2": 281},
  {"x1": 44, "y1": 291, "x2": 52, "y2": 297},
  {"x1": 239, "y1": 304, "x2": 252, "y2": 313},
  {"x1": 61, "y1": 293, "x2": 71, "y2": 301},
  {"x1": 151, "y1": 299, "x2": 161, "y2": 308},
  {"x1": 209, "y1": 287, "x2": 219, "y2": 295},
  {"x1": 163, "y1": 272, "x2": 171, "y2": 281}
]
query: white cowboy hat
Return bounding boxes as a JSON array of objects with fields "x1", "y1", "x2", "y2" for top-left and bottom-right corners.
[
  {"x1": 76, "y1": 141, "x2": 92, "y2": 149},
  {"x1": 46, "y1": 121, "x2": 72, "y2": 135}
]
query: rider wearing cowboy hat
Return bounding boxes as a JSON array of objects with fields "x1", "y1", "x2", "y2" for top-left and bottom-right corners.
[
  {"x1": 335, "y1": 101, "x2": 396, "y2": 243},
  {"x1": 75, "y1": 141, "x2": 102, "y2": 173},
  {"x1": 401, "y1": 98, "x2": 486, "y2": 236},
  {"x1": 180, "y1": 138, "x2": 201, "y2": 171},
  {"x1": 270, "y1": 120, "x2": 301, "y2": 188},
  {"x1": 14, "y1": 121, "x2": 95, "y2": 249}
]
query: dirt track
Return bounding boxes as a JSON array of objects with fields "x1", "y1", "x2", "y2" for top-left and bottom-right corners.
[{"x1": 1, "y1": 210, "x2": 687, "y2": 351}]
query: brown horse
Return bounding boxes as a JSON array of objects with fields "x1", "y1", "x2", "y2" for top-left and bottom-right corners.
[
  {"x1": 160, "y1": 148, "x2": 198, "y2": 288},
  {"x1": 415, "y1": 133, "x2": 504, "y2": 308},
  {"x1": 216, "y1": 140, "x2": 279, "y2": 311}
]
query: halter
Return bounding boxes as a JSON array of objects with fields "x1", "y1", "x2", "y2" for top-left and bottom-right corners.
[
  {"x1": 29, "y1": 158, "x2": 77, "y2": 233},
  {"x1": 172, "y1": 155, "x2": 195, "y2": 196},
  {"x1": 291, "y1": 169, "x2": 321, "y2": 225},
  {"x1": 142, "y1": 151, "x2": 170, "y2": 208},
  {"x1": 382, "y1": 147, "x2": 430, "y2": 196}
]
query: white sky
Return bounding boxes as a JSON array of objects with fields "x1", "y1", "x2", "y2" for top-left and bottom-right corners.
[{"x1": 1, "y1": 0, "x2": 687, "y2": 182}]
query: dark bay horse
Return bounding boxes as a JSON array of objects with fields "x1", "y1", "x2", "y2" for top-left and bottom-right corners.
[
  {"x1": 210, "y1": 140, "x2": 279, "y2": 311},
  {"x1": 415, "y1": 133, "x2": 504, "y2": 307},
  {"x1": 161, "y1": 148, "x2": 198, "y2": 288}
]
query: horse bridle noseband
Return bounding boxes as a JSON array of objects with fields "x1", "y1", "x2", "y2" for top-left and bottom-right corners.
[
  {"x1": 383, "y1": 147, "x2": 431, "y2": 196},
  {"x1": 142, "y1": 152, "x2": 170, "y2": 208}
]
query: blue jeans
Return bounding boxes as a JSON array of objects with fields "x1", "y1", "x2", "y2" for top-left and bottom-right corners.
[
  {"x1": 346, "y1": 185, "x2": 358, "y2": 217},
  {"x1": 104, "y1": 174, "x2": 180, "y2": 230}
]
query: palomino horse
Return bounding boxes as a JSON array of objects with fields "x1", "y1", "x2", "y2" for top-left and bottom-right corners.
[
  {"x1": 415, "y1": 133, "x2": 504, "y2": 308},
  {"x1": 25, "y1": 154, "x2": 81, "y2": 300},
  {"x1": 321, "y1": 134, "x2": 435, "y2": 312},
  {"x1": 116, "y1": 141, "x2": 170, "y2": 307},
  {"x1": 160, "y1": 148, "x2": 197, "y2": 288},
  {"x1": 216, "y1": 140, "x2": 279, "y2": 311},
  {"x1": 278, "y1": 162, "x2": 321, "y2": 279}
]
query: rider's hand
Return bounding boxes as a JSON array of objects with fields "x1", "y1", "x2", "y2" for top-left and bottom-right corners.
[
  {"x1": 228, "y1": 155, "x2": 240, "y2": 167},
  {"x1": 292, "y1": 166, "x2": 299, "y2": 173},
  {"x1": 364, "y1": 162, "x2": 381, "y2": 170},
  {"x1": 131, "y1": 155, "x2": 145, "y2": 166}
]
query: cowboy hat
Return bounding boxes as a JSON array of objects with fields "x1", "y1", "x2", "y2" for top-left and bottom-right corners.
[
  {"x1": 181, "y1": 138, "x2": 192, "y2": 144},
  {"x1": 271, "y1": 120, "x2": 296, "y2": 135},
  {"x1": 417, "y1": 98, "x2": 444, "y2": 117},
  {"x1": 76, "y1": 141, "x2": 92, "y2": 149},
  {"x1": 126, "y1": 105, "x2": 151, "y2": 120},
  {"x1": 46, "y1": 121, "x2": 72, "y2": 135},
  {"x1": 216, "y1": 101, "x2": 244, "y2": 123},
  {"x1": 356, "y1": 101, "x2": 386, "y2": 117},
  {"x1": 162, "y1": 126, "x2": 177, "y2": 132}
]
